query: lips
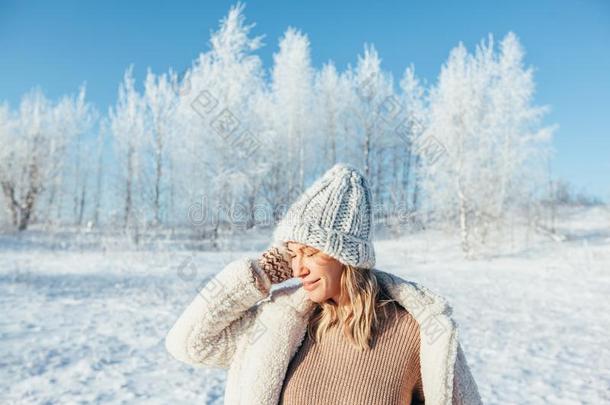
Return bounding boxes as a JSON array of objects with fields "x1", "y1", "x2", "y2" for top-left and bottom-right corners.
[{"x1": 303, "y1": 278, "x2": 320, "y2": 289}]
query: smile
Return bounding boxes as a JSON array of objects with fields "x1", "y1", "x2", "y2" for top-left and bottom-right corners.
[{"x1": 303, "y1": 279, "x2": 320, "y2": 290}]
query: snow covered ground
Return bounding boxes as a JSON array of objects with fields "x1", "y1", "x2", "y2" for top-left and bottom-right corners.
[{"x1": 1, "y1": 206, "x2": 609, "y2": 404}]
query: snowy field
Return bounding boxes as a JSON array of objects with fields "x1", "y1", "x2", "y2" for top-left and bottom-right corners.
[{"x1": 1, "y1": 207, "x2": 609, "y2": 404}]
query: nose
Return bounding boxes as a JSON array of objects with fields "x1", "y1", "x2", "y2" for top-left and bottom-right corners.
[{"x1": 293, "y1": 255, "x2": 309, "y2": 278}]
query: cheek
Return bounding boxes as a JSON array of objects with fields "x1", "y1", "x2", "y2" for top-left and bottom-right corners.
[
  {"x1": 316, "y1": 264, "x2": 341, "y2": 285},
  {"x1": 328, "y1": 267, "x2": 343, "y2": 285}
]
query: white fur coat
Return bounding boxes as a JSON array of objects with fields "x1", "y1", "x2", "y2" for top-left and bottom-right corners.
[{"x1": 165, "y1": 258, "x2": 482, "y2": 405}]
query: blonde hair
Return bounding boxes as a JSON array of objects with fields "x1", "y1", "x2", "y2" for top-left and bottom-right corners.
[{"x1": 306, "y1": 262, "x2": 401, "y2": 351}]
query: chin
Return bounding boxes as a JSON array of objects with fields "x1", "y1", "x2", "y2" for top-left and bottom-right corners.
[
  {"x1": 306, "y1": 292, "x2": 320, "y2": 302},
  {"x1": 306, "y1": 291, "x2": 325, "y2": 303}
]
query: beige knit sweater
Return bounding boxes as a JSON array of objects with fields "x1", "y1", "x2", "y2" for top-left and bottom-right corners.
[{"x1": 278, "y1": 300, "x2": 425, "y2": 405}]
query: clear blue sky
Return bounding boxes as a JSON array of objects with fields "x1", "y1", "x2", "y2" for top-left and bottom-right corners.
[{"x1": 1, "y1": 0, "x2": 608, "y2": 201}]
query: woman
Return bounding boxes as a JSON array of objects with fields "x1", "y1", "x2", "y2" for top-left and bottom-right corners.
[{"x1": 165, "y1": 163, "x2": 481, "y2": 405}]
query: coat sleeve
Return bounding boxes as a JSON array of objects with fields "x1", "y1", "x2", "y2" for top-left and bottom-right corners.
[
  {"x1": 164, "y1": 257, "x2": 272, "y2": 369},
  {"x1": 451, "y1": 342, "x2": 483, "y2": 405}
]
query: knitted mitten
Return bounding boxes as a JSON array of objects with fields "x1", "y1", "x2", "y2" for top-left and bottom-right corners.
[{"x1": 257, "y1": 244, "x2": 293, "y2": 285}]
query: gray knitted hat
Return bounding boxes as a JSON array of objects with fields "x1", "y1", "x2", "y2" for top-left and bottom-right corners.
[{"x1": 272, "y1": 163, "x2": 375, "y2": 269}]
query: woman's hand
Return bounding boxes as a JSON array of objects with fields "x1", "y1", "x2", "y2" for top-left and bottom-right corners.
[{"x1": 257, "y1": 243, "x2": 294, "y2": 285}]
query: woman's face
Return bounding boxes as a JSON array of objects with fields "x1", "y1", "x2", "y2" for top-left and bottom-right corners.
[{"x1": 286, "y1": 241, "x2": 344, "y2": 304}]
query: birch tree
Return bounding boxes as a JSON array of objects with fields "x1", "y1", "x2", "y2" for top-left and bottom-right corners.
[
  {"x1": 0, "y1": 87, "x2": 96, "y2": 230},
  {"x1": 346, "y1": 44, "x2": 394, "y2": 208},
  {"x1": 109, "y1": 66, "x2": 147, "y2": 232},
  {"x1": 144, "y1": 69, "x2": 177, "y2": 225},
  {"x1": 397, "y1": 65, "x2": 428, "y2": 214},
  {"x1": 421, "y1": 33, "x2": 553, "y2": 256},
  {"x1": 270, "y1": 27, "x2": 315, "y2": 198}
]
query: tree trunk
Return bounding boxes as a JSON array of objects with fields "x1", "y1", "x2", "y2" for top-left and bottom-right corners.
[
  {"x1": 154, "y1": 124, "x2": 164, "y2": 225},
  {"x1": 124, "y1": 143, "x2": 134, "y2": 228},
  {"x1": 457, "y1": 178, "x2": 471, "y2": 258}
]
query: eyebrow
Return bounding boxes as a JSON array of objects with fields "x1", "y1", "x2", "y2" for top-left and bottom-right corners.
[
  {"x1": 304, "y1": 247, "x2": 322, "y2": 257},
  {"x1": 287, "y1": 245, "x2": 319, "y2": 255}
]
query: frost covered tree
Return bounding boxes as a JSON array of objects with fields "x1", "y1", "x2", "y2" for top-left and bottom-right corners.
[
  {"x1": 0, "y1": 87, "x2": 96, "y2": 230},
  {"x1": 172, "y1": 2, "x2": 267, "y2": 235},
  {"x1": 92, "y1": 118, "x2": 108, "y2": 228},
  {"x1": 344, "y1": 44, "x2": 395, "y2": 210},
  {"x1": 395, "y1": 65, "x2": 428, "y2": 214},
  {"x1": 270, "y1": 27, "x2": 315, "y2": 198},
  {"x1": 61, "y1": 87, "x2": 98, "y2": 226},
  {"x1": 1, "y1": 1, "x2": 560, "y2": 250},
  {"x1": 0, "y1": 102, "x2": 18, "y2": 227},
  {"x1": 487, "y1": 33, "x2": 554, "y2": 217},
  {"x1": 314, "y1": 62, "x2": 354, "y2": 171},
  {"x1": 143, "y1": 69, "x2": 177, "y2": 225},
  {"x1": 108, "y1": 66, "x2": 147, "y2": 231},
  {"x1": 420, "y1": 33, "x2": 553, "y2": 256}
]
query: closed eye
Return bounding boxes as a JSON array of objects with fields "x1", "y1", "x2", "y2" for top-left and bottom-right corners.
[{"x1": 286, "y1": 247, "x2": 297, "y2": 259}]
